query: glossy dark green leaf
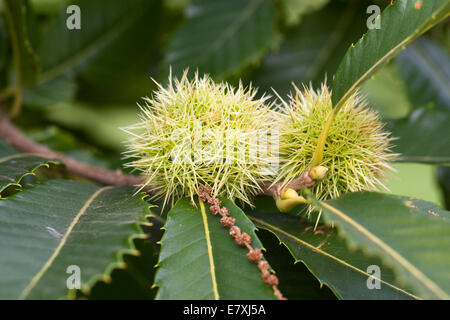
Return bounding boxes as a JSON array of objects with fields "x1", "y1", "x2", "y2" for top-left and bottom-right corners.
[
  {"x1": 359, "y1": 63, "x2": 411, "y2": 119},
  {"x1": 76, "y1": 0, "x2": 171, "y2": 105},
  {"x1": 257, "y1": 228, "x2": 336, "y2": 300},
  {"x1": 0, "y1": 138, "x2": 18, "y2": 156},
  {"x1": 246, "y1": 197, "x2": 418, "y2": 300},
  {"x1": 252, "y1": 1, "x2": 366, "y2": 97},
  {"x1": 77, "y1": 0, "x2": 163, "y2": 87},
  {"x1": 0, "y1": 179, "x2": 151, "y2": 299},
  {"x1": 2, "y1": 0, "x2": 40, "y2": 87},
  {"x1": 332, "y1": 0, "x2": 450, "y2": 111},
  {"x1": 37, "y1": 0, "x2": 146, "y2": 75},
  {"x1": 396, "y1": 37, "x2": 450, "y2": 112},
  {"x1": 163, "y1": 0, "x2": 280, "y2": 80},
  {"x1": 23, "y1": 74, "x2": 76, "y2": 108},
  {"x1": 78, "y1": 237, "x2": 158, "y2": 300},
  {"x1": 310, "y1": 192, "x2": 450, "y2": 299},
  {"x1": 0, "y1": 139, "x2": 59, "y2": 193},
  {"x1": 387, "y1": 107, "x2": 450, "y2": 163},
  {"x1": 386, "y1": 37, "x2": 450, "y2": 163},
  {"x1": 155, "y1": 197, "x2": 276, "y2": 300},
  {"x1": 33, "y1": 0, "x2": 155, "y2": 98}
]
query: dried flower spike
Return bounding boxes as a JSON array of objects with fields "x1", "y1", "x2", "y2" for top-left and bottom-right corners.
[
  {"x1": 122, "y1": 71, "x2": 279, "y2": 208},
  {"x1": 276, "y1": 83, "x2": 398, "y2": 204}
]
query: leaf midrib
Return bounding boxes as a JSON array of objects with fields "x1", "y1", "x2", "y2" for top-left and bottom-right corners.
[
  {"x1": 18, "y1": 186, "x2": 113, "y2": 299},
  {"x1": 248, "y1": 215, "x2": 420, "y2": 300},
  {"x1": 199, "y1": 200, "x2": 219, "y2": 300}
]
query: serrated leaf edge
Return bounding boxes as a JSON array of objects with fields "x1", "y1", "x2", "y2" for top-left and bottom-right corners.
[
  {"x1": 74, "y1": 191, "x2": 154, "y2": 299},
  {"x1": 14, "y1": 185, "x2": 153, "y2": 299},
  {"x1": 0, "y1": 153, "x2": 61, "y2": 194},
  {"x1": 315, "y1": 200, "x2": 448, "y2": 299},
  {"x1": 248, "y1": 215, "x2": 420, "y2": 300},
  {"x1": 332, "y1": 0, "x2": 450, "y2": 111}
]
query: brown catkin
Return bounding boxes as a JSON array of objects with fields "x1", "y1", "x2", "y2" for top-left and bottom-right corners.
[
  {"x1": 220, "y1": 216, "x2": 235, "y2": 227},
  {"x1": 198, "y1": 186, "x2": 286, "y2": 300},
  {"x1": 247, "y1": 249, "x2": 263, "y2": 262}
]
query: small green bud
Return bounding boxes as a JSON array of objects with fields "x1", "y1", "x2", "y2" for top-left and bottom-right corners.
[
  {"x1": 275, "y1": 196, "x2": 309, "y2": 213},
  {"x1": 280, "y1": 188, "x2": 299, "y2": 199},
  {"x1": 309, "y1": 166, "x2": 328, "y2": 181}
]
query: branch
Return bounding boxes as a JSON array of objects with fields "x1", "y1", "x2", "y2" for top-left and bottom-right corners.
[
  {"x1": 0, "y1": 110, "x2": 143, "y2": 187},
  {"x1": 0, "y1": 110, "x2": 323, "y2": 196},
  {"x1": 260, "y1": 170, "x2": 318, "y2": 197}
]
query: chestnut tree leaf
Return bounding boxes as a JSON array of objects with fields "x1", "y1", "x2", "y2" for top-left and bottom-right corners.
[
  {"x1": 163, "y1": 0, "x2": 280, "y2": 80},
  {"x1": 37, "y1": 0, "x2": 151, "y2": 81},
  {"x1": 310, "y1": 191, "x2": 450, "y2": 299},
  {"x1": 396, "y1": 37, "x2": 450, "y2": 112},
  {"x1": 155, "y1": 197, "x2": 276, "y2": 300},
  {"x1": 0, "y1": 179, "x2": 151, "y2": 299},
  {"x1": 332, "y1": 0, "x2": 450, "y2": 111},
  {"x1": 1, "y1": 0, "x2": 40, "y2": 87},
  {"x1": 255, "y1": 228, "x2": 337, "y2": 300},
  {"x1": 246, "y1": 197, "x2": 418, "y2": 300},
  {"x1": 252, "y1": 1, "x2": 366, "y2": 97},
  {"x1": 387, "y1": 37, "x2": 450, "y2": 163},
  {"x1": 0, "y1": 139, "x2": 60, "y2": 194},
  {"x1": 26, "y1": 0, "x2": 160, "y2": 108},
  {"x1": 387, "y1": 108, "x2": 450, "y2": 163},
  {"x1": 77, "y1": 237, "x2": 158, "y2": 300}
]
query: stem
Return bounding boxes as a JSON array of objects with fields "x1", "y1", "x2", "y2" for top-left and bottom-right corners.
[
  {"x1": 2, "y1": 0, "x2": 24, "y2": 118},
  {"x1": 0, "y1": 86, "x2": 17, "y2": 99},
  {"x1": 309, "y1": 108, "x2": 337, "y2": 168},
  {"x1": 0, "y1": 110, "x2": 145, "y2": 188},
  {"x1": 9, "y1": 88, "x2": 23, "y2": 119},
  {"x1": 275, "y1": 196, "x2": 310, "y2": 213},
  {"x1": 0, "y1": 108, "x2": 324, "y2": 199}
]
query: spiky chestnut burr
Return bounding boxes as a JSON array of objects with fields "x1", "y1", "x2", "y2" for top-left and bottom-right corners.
[
  {"x1": 122, "y1": 71, "x2": 279, "y2": 208},
  {"x1": 276, "y1": 83, "x2": 398, "y2": 205}
]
